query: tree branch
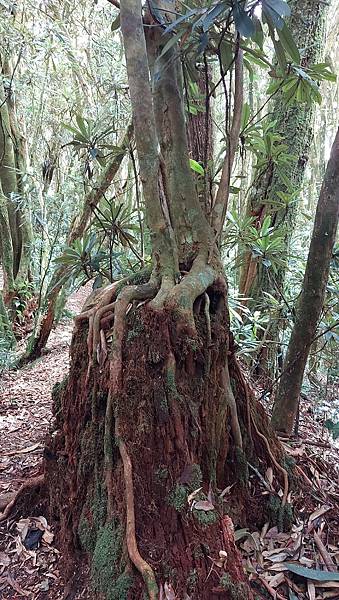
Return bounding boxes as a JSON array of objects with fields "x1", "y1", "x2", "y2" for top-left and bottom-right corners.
[
  {"x1": 106, "y1": 0, "x2": 120, "y2": 9},
  {"x1": 211, "y1": 45, "x2": 243, "y2": 239}
]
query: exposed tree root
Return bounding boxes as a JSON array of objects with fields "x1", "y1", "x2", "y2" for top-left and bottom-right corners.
[
  {"x1": 101, "y1": 281, "x2": 159, "y2": 596},
  {"x1": 223, "y1": 364, "x2": 243, "y2": 450},
  {"x1": 92, "y1": 301, "x2": 115, "y2": 363},
  {"x1": 203, "y1": 291, "x2": 211, "y2": 344},
  {"x1": 234, "y1": 362, "x2": 252, "y2": 445},
  {"x1": 251, "y1": 418, "x2": 289, "y2": 506},
  {"x1": 232, "y1": 356, "x2": 289, "y2": 508},
  {"x1": 71, "y1": 266, "x2": 290, "y2": 594},
  {"x1": 115, "y1": 417, "x2": 158, "y2": 600},
  {"x1": 0, "y1": 474, "x2": 44, "y2": 522},
  {"x1": 99, "y1": 328, "x2": 108, "y2": 365}
]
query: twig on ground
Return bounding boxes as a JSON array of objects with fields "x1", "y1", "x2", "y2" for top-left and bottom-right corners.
[{"x1": 0, "y1": 474, "x2": 44, "y2": 522}]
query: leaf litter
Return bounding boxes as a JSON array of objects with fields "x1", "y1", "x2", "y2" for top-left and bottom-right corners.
[
  {"x1": 0, "y1": 283, "x2": 91, "y2": 599},
  {"x1": 239, "y1": 391, "x2": 339, "y2": 600}
]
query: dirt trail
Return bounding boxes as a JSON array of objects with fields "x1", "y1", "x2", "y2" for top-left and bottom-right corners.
[
  {"x1": 0, "y1": 284, "x2": 91, "y2": 599},
  {"x1": 0, "y1": 285, "x2": 91, "y2": 501}
]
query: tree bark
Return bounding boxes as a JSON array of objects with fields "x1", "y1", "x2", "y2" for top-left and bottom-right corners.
[
  {"x1": 238, "y1": 0, "x2": 328, "y2": 376},
  {"x1": 0, "y1": 56, "x2": 32, "y2": 288},
  {"x1": 271, "y1": 127, "x2": 339, "y2": 435},
  {"x1": 0, "y1": 289, "x2": 16, "y2": 349},
  {"x1": 186, "y1": 62, "x2": 214, "y2": 214}
]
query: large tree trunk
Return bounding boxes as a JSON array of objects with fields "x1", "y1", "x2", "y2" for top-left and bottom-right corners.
[
  {"x1": 271, "y1": 127, "x2": 339, "y2": 435},
  {"x1": 238, "y1": 0, "x2": 328, "y2": 377},
  {"x1": 44, "y1": 2, "x2": 289, "y2": 598},
  {"x1": 186, "y1": 63, "x2": 214, "y2": 214}
]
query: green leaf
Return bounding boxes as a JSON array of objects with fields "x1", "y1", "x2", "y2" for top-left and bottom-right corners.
[
  {"x1": 284, "y1": 563, "x2": 339, "y2": 582},
  {"x1": 260, "y1": 215, "x2": 271, "y2": 237},
  {"x1": 220, "y1": 40, "x2": 233, "y2": 72},
  {"x1": 264, "y1": 0, "x2": 291, "y2": 17},
  {"x1": 159, "y1": 30, "x2": 182, "y2": 58},
  {"x1": 263, "y1": 5, "x2": 285, "y2": 30},
  {"x1": 272, "y1": 35, "x2": 287, "y2": 71},
  {"x1": 189, "y1": 159, "x2": 204, "y2": 175},
  {"x1": 61, "y1": 123, "x2": 88, "y2": 143},
  {"x1": 252, "y1": 15, "x2": 264, "y2": 49},
  {"x1": 243, "y1": 57, "x2": 254, "y2": 80},
  {"x1": 229, "y1": 186, "x2": 240, "y2": 194},
  {"x1": 241, "y1": 102, "x2": 250, "y2": 130},
  {"x1": 202, "y1": 3, "x2": 227, "y2": 32},
  {"x1": 111, "y1": 14, "x2": 120, "y2": 31},
  {"x1": 229, "y1": 306, "x2": 243, "y2": 323},
  {"x1": 309, "y1": 63, "x2": 337, "y2": 82},
  {"x1": 278, "y1": 23, "x2": 300, "y2": 63},
  {"x1": 233, "y1": 2, "x2": 255, "y2": 38},
  {"x1": 244, "y1": 49, "x2": 271, "y2": 69},
  {"x1": 163, "y1": 9, "x2": 195, "y2": 35},
  {"x1": 75, "y1": 114, "x2": 88, "y2": 138}
]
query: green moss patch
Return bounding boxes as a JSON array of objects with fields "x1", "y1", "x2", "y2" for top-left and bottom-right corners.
[
  {"x1": 91, "y1": 520, "x2": 125, "y2": 598},
  {"x1": 220, "y1": 574, "x2": 246, "y2": 600}
]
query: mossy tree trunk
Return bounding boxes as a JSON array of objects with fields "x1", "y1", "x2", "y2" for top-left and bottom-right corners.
[
  {"x1": 0, "y1": 289, "x2": 16, "y2": 349},
  {"x1": 0, "y1": 55, "x2": 32, "y2": 308},
  {"x1": 45, "y1": 2, "x2": 289, "y2": 599},
  {"x1": 239, "y1": 0, "x2": 328, "y2": 377},
  {"x1": 271, "y1": 127, "x2": 339, "y2": 435}
]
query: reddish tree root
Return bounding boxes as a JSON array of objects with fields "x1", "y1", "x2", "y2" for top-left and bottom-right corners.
[
  {"x1": 232, "y1": 358, "x2": 289, "y2": 505},
  {"x1": 116, "y1": 420, "x2": 158, "y2": 600},
  {"x1": 0, "y1": 475, "x2": 44, "y2": 522},
  {"x1": 252, "y1": 419, "x2": 289, "y2": 506}
]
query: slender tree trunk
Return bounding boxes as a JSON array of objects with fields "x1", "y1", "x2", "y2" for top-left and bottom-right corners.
[
  {"x1": 271, "y1": 127, "x2": 339, "y2": 435},
  {"x1": 0, "y1": 181, "x2": 15, "y2": 301},
  {"x1": 22, "y1": 124, "x2": 133, "y2": 362},
  {"x1": 186, "y1": 63, "x2": 214, "y2": 214},
  {"x1": 0, "y1": 56, "x2": 32, "y2": 286},
  {"x1": 0, "y1": 289, "x2": 16, "y2": 349}
]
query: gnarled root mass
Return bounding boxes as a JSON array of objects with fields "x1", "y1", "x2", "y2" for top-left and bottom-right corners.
[{"x1": 45, "y1": 265, "x2": 289, "y2": 600}]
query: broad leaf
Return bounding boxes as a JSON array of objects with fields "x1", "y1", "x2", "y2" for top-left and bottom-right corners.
[
  {"x1": 278, "y1": 23, "x2": 300, "y2": 63},
  {"x1": 263, "y1": 0, "x2": 291, "y2": 18},
  {"x1": 284, "y1": 563, "x2": 339, "y2": 582},
  {"x1": 233, "y1": 2, "x2": 255, "y2": 38},
  {"x1": 189, "y1": 159, "x2": 204, "y2": 175},
  {"x1": 111, "y1": 14, "x2": 120, "y2": 31}
]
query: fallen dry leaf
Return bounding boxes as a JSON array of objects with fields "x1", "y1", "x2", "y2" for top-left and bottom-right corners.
[
  {"x1": 2, "y1": 442, "x2": 41, "y2": 457},
  {"x1": 193, "y1": 500, "x2": 215, "y2": 511},
  {"x1": 0, "y1": 552, "x2": 10, "y2": 567},
  {"x1": 6, "y1": 575, "x2": 30, "y2": 597},
  {"x1": 164, "y1": 581, "x2": 176, "y2": 600},
  {"x1": 308, "y1": 505, "x2": 331, "y2": 524}
]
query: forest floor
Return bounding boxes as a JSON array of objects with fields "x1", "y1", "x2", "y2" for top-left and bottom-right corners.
[
  {"x1": 0, "y1": 286, "x2": 339, "y2": 599},
  {"x1": 0, "y1": 284, "x2": 92, "y2": 599}
]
